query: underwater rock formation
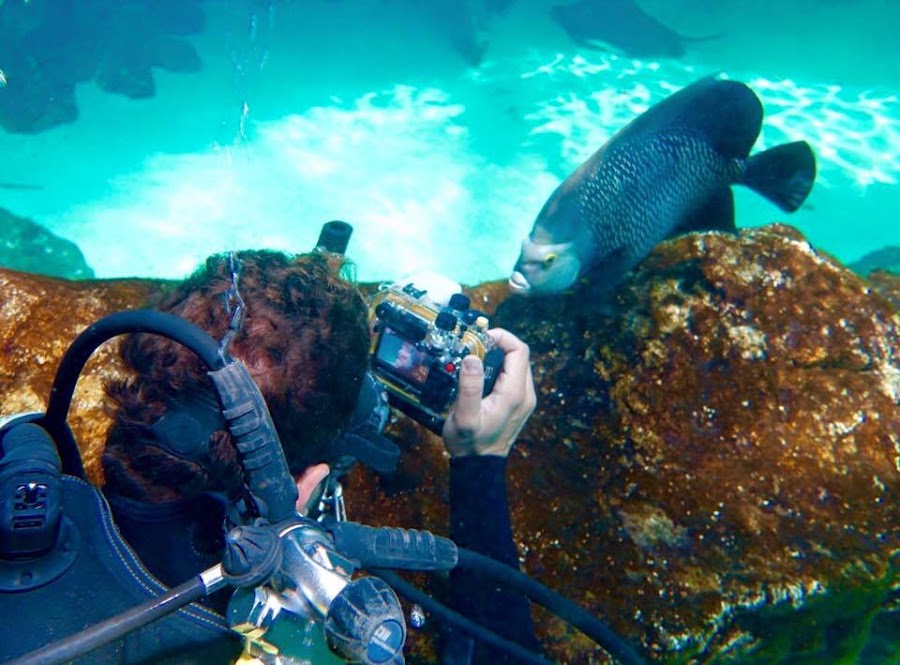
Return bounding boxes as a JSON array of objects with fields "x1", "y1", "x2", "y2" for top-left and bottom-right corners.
[
  {"x1": 849, "y1": 245, "x2": 900, "y2": 277},
  {"x1": 0, "y1": 268, "x2": 160, "y2": 479},
  {"x1": 0, "y1": 223, "x2": 896, "y2": 662},
  {"x1": 867, "y1": 270, "x2": 900, "y2": 312},
  {"x1": 0, "y1": 208, "x2": 95, "y2": 279},
  {"x1": 0, "y1": 0, "x2": 203, "y2": 133},
  {"x1": 94, "y1": 6, "x2": 203, "y2": 100},
  {"x1": 349, "y1": 224, "x2": 900, "y2": 663}
]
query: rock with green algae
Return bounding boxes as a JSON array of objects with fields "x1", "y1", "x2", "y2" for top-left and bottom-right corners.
[
  {"x1": 1, "y1": 208, "x2": 95, "y2": 279},
  {"x1": 344, "y1": 224, "x2": 899, "y2": 664},
  {"x1": 848, "y1": 246, "x2": 900, "y2": 277},
  {"x1": 0, "y1": 225, "x2": 896, "y2": 663}
]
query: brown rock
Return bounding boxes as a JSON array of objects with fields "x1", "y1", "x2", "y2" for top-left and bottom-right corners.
[
  {"x1": 868, "y1": 270, "x2": 900, "y2": 312},
  {"x1": 349, "y1": 224, "x2": 900, "y2": 663},
  {"x1": 0, "y1": 268, "x2": 164, "y2": 485}
]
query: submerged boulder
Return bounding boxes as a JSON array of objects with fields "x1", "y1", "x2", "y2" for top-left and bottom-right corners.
[
  {"x1": 349, "y1": 224, "x2": 900, "y2": 663},
  {"x1": 0, "y1": 208, "x2": 95, "y2": 279},
  {"x1": 868, "y1": 270, "x2": 900, "y2": 312},
  {"x1": 0, "y1": 224, "x2": 896, "y2": 662},
  {"x1": 0, "y1": 267, "x2": 161, "y2": 481},
  {"x1": 0, "y1": 0, "x2": 203, "y2": 133},
  {"x1": 96, "y1": 5, "x2": 202, "y2": 100},
  {"x1": 849, "y1": 245, "x2": 900, "y2": 277}
]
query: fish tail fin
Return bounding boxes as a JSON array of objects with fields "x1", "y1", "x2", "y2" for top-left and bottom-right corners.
[{"x1": 742, "y1": 141, "x2": 817, "y2": 212}]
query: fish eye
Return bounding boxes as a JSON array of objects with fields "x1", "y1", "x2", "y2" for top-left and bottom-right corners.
[{"x1": 542, "y1": 253, "x2": 557, "y2": 268}]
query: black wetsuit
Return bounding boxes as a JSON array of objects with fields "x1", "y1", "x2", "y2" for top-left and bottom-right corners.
[
  {"x1": 445, "y1": 455, "x2": 541, "y2": 664},
  {"x1": 105, "y1": 493, "x2": 231, "y2": 611}
]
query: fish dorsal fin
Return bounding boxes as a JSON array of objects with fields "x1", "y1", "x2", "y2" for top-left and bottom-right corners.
[{"x1": 616, "y1": 76, "x2": 763, "y2": 159}]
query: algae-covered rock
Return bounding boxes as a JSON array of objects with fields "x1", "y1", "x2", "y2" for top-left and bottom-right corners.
[
  {"x1": 347, "y1": 224, "x2": 899, "y2": 663},
  {"x1": 1, "y1": 208, "x2": 95, "y2": 279},
  {"x1": 0, "y1": 267, "x2": 163, "y2": 483},
  {"x1": 868, "y1": 270, "x2": 900, "y2": 312}
]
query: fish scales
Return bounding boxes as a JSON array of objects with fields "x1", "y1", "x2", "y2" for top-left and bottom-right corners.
[{"x1": 580, "y1": 133, "x2": 739, "y2": 263}]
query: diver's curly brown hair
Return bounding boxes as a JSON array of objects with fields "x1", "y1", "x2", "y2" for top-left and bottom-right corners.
[{"x1": 103, "y1": 250, "x2": 370, "y2": 502}]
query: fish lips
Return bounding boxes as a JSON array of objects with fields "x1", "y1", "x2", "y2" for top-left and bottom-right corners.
[{"x1": 509, "y1": 270, "x2": 532, "y2": 294}]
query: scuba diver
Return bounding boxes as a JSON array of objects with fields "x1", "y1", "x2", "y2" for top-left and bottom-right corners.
[
  {"x1": 0, "y1": 223, "x2": 645, "y2": 664},
  {"x1": 101, "y1": 247, "x2": 539, "y2": 662}
]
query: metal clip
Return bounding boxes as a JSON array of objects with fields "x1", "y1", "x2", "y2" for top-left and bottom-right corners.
[{"x1": 316, "y1": 476, "x2": 347, "y2": 523}]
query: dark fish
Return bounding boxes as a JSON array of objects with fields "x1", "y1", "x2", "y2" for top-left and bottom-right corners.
[
  {"x1": 0, "y1": 182, "x2": 43, "y2": 191},
  {"x1": 552, "y1": 0, "x2": 718, "y2": 59},
  {"x1": 433, "y1": 0, "x2": 493, "y2": 67},
  {"x1": 509, "y1": 77, "x2": 817, "y2": 296}
]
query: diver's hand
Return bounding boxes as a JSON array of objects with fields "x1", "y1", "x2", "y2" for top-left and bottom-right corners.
[{"x1": 442, "y1": 328, "x2": 536, "y2": 457}]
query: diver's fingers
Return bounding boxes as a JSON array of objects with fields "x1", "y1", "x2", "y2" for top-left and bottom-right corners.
[
  {"x1": 523, "y1": 361, "x2": 537, "y2": 414},
  {"x1": 486, "y1": 327, "x2": 524, "y2": 354},
  {"x1": 295, "y1": 463, "x2": 330, "y2": 515},
  {"x1": 449, "y1": 354, "x2": 485, "y2": 433},
  {"x1": 487, "y1": 328, "x2": 532, "y2": 400}
]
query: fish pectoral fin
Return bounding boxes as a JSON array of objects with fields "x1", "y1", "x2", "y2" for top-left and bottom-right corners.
[{"x1": 676, "y1": 188, "x2": 736, "y2": 236}]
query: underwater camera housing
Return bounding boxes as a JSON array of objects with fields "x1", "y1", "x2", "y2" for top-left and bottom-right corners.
[{"x1": 368, "y1": 277, "x2": 505, "y2": 433}]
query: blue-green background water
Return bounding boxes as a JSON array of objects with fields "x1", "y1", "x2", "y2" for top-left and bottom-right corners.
[{"x1": 1, "y1": 0, "x2": 898, "y2": 284}]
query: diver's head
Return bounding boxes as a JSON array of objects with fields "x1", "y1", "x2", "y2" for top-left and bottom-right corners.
[
  {"x1": 509, "y1": 236, "x2": 582, "y2": 295},
  {"x1": 102, "y1": 249, "x2": 373, "y2": 504}
]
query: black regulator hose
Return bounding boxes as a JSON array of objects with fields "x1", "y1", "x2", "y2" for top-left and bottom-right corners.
[
  {"x1": 455, "y1": 548, "x2": 645, "y2": 665},
  {"x1": 379, "y1": 557, "x2": 644, "y2": 665},
  {"x1": 373, "y1": 568, "x2": 552, "y2": 665},
  {"x1": 6, "y1": 576, "x2": 208, "y2": 665},
  {"x1": 327, "y1": 521, "x2": 645, "y2": 664},
  {"x1": 43, "y1": 310, "x2": 226, "y2": 479}
]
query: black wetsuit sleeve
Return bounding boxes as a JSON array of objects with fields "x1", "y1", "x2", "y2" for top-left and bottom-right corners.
[{"x1": 445, "y1": 455, "x2": 541, "y2": 664}]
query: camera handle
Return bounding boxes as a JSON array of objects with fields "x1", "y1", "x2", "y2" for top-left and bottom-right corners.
[{"x1": 482, "y1": 346, "x2": 505, "y2": 396}]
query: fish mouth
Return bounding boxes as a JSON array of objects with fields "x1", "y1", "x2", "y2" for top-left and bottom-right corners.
[{"x1": 508, "y1": 271, "x2": 531, "y2": 293}]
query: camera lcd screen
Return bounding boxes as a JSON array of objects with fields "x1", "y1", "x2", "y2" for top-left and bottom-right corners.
[{"x1": 375, "y1": 328, "x2": 431, "y2": 387}]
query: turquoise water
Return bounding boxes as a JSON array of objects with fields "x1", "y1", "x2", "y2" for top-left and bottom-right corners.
[{"x1": 1, "y1": 0, "x2": 898, "y2": 284}]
